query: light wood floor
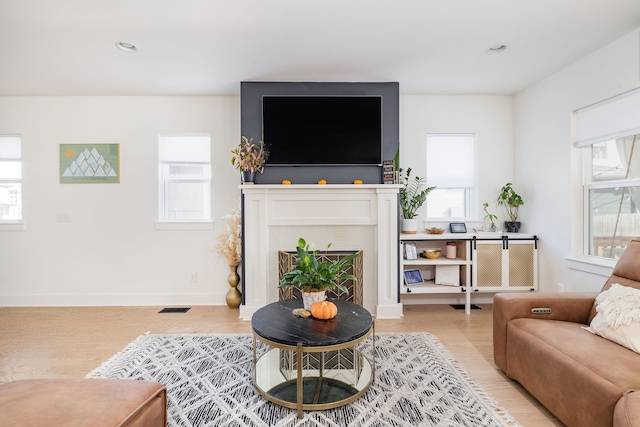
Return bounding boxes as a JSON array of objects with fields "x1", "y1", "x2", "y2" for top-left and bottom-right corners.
[{"x1": 0, "y1": 304, "x2": 562, "y2": 426}]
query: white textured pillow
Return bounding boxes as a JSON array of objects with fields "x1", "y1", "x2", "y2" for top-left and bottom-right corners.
[{"x1": 585, "y1": 283, "x2": 640, "y2": 354}]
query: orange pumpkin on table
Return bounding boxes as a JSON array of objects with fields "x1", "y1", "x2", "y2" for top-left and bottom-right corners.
[{"x1": 310, "y1": 300, "x2": 338, "y2": 320}]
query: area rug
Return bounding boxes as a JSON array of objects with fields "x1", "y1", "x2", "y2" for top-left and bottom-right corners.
[{"x1": 87, "y1": 332, "x2": 520, "y2": 427}]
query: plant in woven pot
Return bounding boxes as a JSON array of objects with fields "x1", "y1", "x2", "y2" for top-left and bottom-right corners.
[{"x1": 278, "y1": 238, "x2": 358, "y2": 310}]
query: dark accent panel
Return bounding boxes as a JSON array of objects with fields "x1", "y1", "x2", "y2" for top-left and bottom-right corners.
[{"x1": 241, "y1": 81, "x2": 399, "y2": 184}]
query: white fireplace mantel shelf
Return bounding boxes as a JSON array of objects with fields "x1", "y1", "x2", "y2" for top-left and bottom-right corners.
[{"x1": 239, "y1": 183, "x2": 403, "y2": 320}]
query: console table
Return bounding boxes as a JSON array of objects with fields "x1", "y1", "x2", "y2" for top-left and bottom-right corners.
[{"x1": 251, "y1": 299, "x2": 375, "y2": 418}]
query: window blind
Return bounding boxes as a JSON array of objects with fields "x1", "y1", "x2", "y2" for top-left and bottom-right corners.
[
  {"x1": 573, "y1": 87, "x2": 640, "y2": 147},
  {"x1": 0, "y1": 135, "x2": 22, "y2": 159},
  {"x1": 426, "y1": 134, "x2": 475, "y2": 188}
]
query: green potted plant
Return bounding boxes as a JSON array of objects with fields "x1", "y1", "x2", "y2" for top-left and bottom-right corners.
[
  {"x1": 278, "y1": 238, "x2": 358, "y2": 309},
  {"x1": 496, "y1": 182, "x2": 524, "y2": 232},
  {"x1": 399, "y1": 167, "x2": 435, "y2": 234},
  {"x1": 482, "y1": 202, "x2": 499, "y2": 232},
  {"x1": 231, "y1": 136, "x2": 269, "y2": 184}
]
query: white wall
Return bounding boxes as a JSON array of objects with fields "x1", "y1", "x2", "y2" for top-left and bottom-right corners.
[
  {"x1": 401, "y1": 95, "x2": 514, "y2": 226},
  {"x1": 514, "y1": 28, "x2": 640, "y2": 292},
  {"x1": 0, "y1": 96, "x2": 241, "y2": 306}
]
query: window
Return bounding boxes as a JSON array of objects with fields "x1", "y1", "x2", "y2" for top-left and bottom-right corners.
[
  {"x1": 158, "y1": 134, "x2": 211, "y2": 222},
  {"x1": 585, "y1": 136, "x2": 640, "y2": 259},
  {"x1": 574, "y1": 87, "x2": 640, "y2": 260},
  {"x1": 425, "y1": 134, "x2": 475, "y2": 219},
  {"x1": 0, "y1": 135, "x2": 22, "y2": 221}
]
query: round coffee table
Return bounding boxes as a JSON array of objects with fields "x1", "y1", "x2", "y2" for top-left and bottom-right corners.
[{"x1": 251, "y1": 299, "x2": 375, "y2": 418}]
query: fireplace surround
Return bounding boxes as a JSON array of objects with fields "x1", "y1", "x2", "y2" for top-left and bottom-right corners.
[{"x1": 239, "y1": 184, "x2": 402, "y2": 320}]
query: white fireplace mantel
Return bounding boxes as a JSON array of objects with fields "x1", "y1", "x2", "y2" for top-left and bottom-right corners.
[{"x1": 239, "y1": 184, "x2": 403, "y2": 320}]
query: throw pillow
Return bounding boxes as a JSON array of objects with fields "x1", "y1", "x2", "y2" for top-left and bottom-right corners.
[{"x1": 584, "y1": 283, "x2": 640, "y2": 354}]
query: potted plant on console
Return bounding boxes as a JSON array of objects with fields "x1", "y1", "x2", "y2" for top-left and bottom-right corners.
[
  {"x1": 399, "y1": 167, "x2": 435, "y2": 234},
  {"x1": 496, "y1": 182, "x2": 524, "y2": 232},
  {"x1": 231, "y1": 136, "x2": 269, "y2": 184},
  {"x1": 278, "y1": 238, "x2": 358, "y2": 310}
]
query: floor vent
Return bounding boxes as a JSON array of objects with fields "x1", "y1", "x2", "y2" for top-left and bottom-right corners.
[
  {"x1": 158, "y1": 307, "x2": 191, "y2": 313},
  {"x1": 450, "y1": 304, "x2": 481, "y2": 310}
]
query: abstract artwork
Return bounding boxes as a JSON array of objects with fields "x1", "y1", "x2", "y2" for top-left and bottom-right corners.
[{"x1": 60, "y1": 144, "x2": 120, "y2": 184}]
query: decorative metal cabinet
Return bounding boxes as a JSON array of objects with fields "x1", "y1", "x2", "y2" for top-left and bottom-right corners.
[{"x1": 472, "y1": 237, "x2": 538, "y2": 291}]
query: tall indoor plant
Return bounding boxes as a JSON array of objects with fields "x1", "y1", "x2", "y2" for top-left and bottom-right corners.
[
  {"x1": 278, "y1": 238, "x2": 358, "y2": 309},
  {"x1": 231, "y1": 136, "x2": 269, "y2": 184},
  {"x1": 399, "y1": 167, "x2": 435, "y2": 233},
  {"x1": 496, "y1": 182, "x2": 524, "y2": 232}
]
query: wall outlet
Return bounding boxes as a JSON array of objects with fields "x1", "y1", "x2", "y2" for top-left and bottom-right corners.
[
  {"x1": 190, "y1": 272, "x2": 198, "y2": 282},
  {"x1": 557, "y1": 283, "x2": 565, "y2": 292}
]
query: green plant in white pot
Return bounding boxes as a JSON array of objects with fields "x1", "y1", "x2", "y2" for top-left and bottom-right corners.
[
  {"x1": 278, "y1": 238, "x2": 358, "y2": 309},
  {"x1": 399, "y1": 167, "x2": 435, "y2": 234}
]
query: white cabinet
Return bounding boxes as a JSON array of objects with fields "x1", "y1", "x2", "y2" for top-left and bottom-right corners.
[
  {"x1": 400, "y1": 234, "x2": 472, "y2": 313},
  {"x1": 472, "y1": 237, "x2": 538, "y2": 291},
  {"x1": 400, "y1": 233, "x2": 538, "y2": 314}
]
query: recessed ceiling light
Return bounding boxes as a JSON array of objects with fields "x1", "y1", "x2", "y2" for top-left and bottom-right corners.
[
  {"x1": 115, "y1": 41, "x2": 137, "y2": 52},
  {"x1": 485, "y1": 44, "x2": 507, "y2": 55}
]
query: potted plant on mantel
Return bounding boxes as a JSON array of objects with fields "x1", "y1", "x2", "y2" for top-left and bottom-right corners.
[
  {"x1": 496, "y1": 182, "x2": 524, "y2": 232},
  {"x1": 399, "y1": 167, "x2": 435, "y2": 234},
  {"x1": 231, "y1": 136, "x2": 269, "y2": 184},
  {"x1": 278, "y1": 238, "x2": 358, "y2": 310}
]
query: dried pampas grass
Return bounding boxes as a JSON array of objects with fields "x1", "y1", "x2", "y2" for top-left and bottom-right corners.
[{"x1": 217, "y1": 203, "x2": 242, "y2": 266}]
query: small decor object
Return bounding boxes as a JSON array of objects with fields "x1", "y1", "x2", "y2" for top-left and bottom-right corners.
[
  {"x1": 215, "y1": 203, "x2": 243, "y2": 309},
  {"x1": 404, "y1": 242, "x2": 418, "y2": 260},
  {"x1": 60, "y1": 144, "x2": 120, "y2": 184},
  {"x1": 404, "y1": 269, "x2": 424, "y2": 285},
  {"x1": 399, "y1": 167, "x2": 435, "y2": 234},
  {"x1": 496, "y1": 182, "x2": 523, "y2": 232},
  {"x1": 310, "y1": 299, "x2": 338, "y2": 320},
  {"x1": 445, "y1": 242, "x2": 457, "y2": 259},
  {"x1": 292, "y1": 308, "x2": 311, "y2": 318},
  {"x1": 482, "y1": 202, "x2": 499, "y2": 232},
  {"x1": 353, "y1": 179, "x2": 363, "y2": 184},
  {"x1": 281, "y1": 179, "x2": 291, "y2": 185},
  {"x1": 424, "y1": 249, "x2": 441, "y2": 260},
  {"x1": 231, "y1": 136, "x2": 269, "y2": 184},
  {"x1": 278, "y1": 237, "x2": 358, "y2": 310},
  {"x1": 382, "y1": 160, "x2": 395, "y2": 184},
  {"x1": 425, "y1": 227, "x2": 444, "y2": 234},
  {"x1": 449, "y1": 223, "x2": 467, "y2": 233},
  {"x1": 318, "y1": 179, "x2": 327, "y2": 185}
]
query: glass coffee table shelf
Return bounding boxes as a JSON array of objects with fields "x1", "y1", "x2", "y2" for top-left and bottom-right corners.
[{"x1": 251, "y1": 299, "x2": 375, "y2": 418}]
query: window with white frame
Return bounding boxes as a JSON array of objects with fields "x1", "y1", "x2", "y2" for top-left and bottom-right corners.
[
  {"x1": 425, "y1": 134, "x2": 475, "y2": 219},
  {"x1": 0, "y1": 135, "x2": 22, "y2": 221},
  {"x1": 158, "y1": 133, "x2": 211, "y2": 222},
  {"x1": 574, "y1": 88, "x2": 640, "y2": 260}
]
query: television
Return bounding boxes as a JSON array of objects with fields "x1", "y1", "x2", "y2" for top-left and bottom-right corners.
[{"x1": 262, "y1": 95, "x2": 383, "y2": 166}]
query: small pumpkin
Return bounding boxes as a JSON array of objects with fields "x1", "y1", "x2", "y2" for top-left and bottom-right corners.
[
  {"x1": 281, "y1": 179, "x2": 292, "y2": 185},
  {"x1": 317, "y1": 179, "x2": 327, "y2": 185},
  {"x1": 353, "y1": 179, "x2": 363, "y2": 184},
  {"x1": 310, "y1": 300, "x2": 338, "y2": 320}
]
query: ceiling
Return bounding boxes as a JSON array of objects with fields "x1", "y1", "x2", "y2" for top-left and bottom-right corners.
[{"x1": 1, "y1": 0, "x2": 640, "y2": 96}]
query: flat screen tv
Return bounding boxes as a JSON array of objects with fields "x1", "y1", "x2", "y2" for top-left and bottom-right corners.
[{"x1": 262, "y1": 95, "x2": 382, "y2": 166}]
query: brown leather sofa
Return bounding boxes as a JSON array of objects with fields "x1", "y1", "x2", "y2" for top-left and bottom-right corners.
[
  {"x1": 493, "y1": 239, "x2": 640, "y2": 427},
  {"x1": 0, "y1": 378, "x2": 166, "y2": 426}
]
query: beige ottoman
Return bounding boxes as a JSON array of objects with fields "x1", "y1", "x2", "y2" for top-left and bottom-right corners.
[{"x1": 0, "y1": 378, "x2": 166, "y2": 427}]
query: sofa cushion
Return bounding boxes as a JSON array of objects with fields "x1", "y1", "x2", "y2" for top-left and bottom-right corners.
[
  {"x1": 589, "y1": 239, "x2": 640, "y2": 323},
  {"x1": 586, "y1": 284, "x2": 640, "y2": 354},
  {"x1": 506, "y1": 318, "x2": 640, "y2": 427}
]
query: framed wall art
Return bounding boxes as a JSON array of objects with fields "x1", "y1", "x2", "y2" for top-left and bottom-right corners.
[{"x1": 60, "y1": 144, "x2": 120, "y2": 184}]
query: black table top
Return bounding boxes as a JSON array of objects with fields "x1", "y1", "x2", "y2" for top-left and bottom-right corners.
[{"x1": 251, "y1": 299, "x2": 373, "y2": 347}]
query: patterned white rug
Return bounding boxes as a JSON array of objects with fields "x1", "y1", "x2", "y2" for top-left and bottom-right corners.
[{"x1": 87, "y1": 332, "x2": 520, "y2": 427}]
